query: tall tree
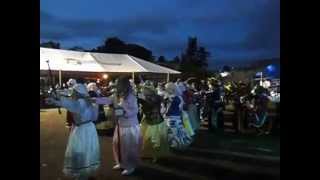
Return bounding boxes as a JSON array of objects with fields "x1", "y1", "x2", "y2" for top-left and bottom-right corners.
[
  {"x1": 126, "y1": 43, "x2": 154, "y2": 62},
  {"x1": 179, "y1": 37, "x2": 210, "y2": 78},
  {"x1": 197, "y1": 46, "x2": 210, "y2": 69}
]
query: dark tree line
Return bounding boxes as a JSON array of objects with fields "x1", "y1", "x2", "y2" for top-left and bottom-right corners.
[
  {"x1": 91, "y1": 37, "x2": 155, "y2": 62},
  {"x1": 40, "y1": 36, "x2": 211, "y2": 77}
]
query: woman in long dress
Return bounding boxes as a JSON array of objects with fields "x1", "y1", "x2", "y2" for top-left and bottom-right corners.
[
  {"x1": 184, "y1": 84, "x2": 200, "y2": 132},
  {"x1": 47, "y1": 83, "x2": 100, "y2": 180},
  {"x1": 176, "y1": 82, "x2": 195, "y2": 137},
  {"x1": 163, "y1": 82, "x2": 192, "y2": 150},
  {"x1": 96, "y1": 76, "x2": 142, "y2": 176},
  {"x1": 139, "y1": 84, "x2": 169, "y2": 163}
]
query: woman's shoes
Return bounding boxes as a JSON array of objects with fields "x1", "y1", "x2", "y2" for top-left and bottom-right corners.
[
  {"x1": 112, "y1": 164, "x2": 121, "y2": 170},
  {"x1": 121, "y1": 168, "x2": 135, "y2": 176},
  {"x1": 113, "y1": 164, "x2": 135, "y2": 175}
]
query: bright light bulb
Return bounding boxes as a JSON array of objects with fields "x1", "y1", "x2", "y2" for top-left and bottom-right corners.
[{"x1": 102, "y1": 74, "x2": 108, "y2": 79}]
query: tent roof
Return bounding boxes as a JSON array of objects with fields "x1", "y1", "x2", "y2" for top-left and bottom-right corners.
[
  {"x1": 40, "y1": 48, "x2": 105, "y2": 72},
  {"x1": 40, "y1": 47, "x2": 180, "y2": 74}
]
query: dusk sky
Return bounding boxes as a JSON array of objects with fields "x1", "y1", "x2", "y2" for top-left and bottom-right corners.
[{"x1": 40, "y1": 0, "x2": 280, "y2": 68}]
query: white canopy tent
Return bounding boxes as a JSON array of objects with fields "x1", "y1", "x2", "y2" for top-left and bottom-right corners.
[
  {"x1": 40, "y1": 47, "x2": 180, "y2": 85},
  {"x1": 40, "y1": 48, "x2": 106, "y2": 72}
]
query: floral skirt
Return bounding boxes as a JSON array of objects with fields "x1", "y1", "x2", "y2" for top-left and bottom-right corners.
[{"x1": 165, "y1": 116, "x2": 193, "y2": 150}]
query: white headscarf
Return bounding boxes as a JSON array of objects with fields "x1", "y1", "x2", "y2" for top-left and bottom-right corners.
[
  {"x1": 87, "y1": 82, "x2": 98, "y2": 92},
  {"x1": 67, "y1": 79, "x2": 77, "y2": 87}
]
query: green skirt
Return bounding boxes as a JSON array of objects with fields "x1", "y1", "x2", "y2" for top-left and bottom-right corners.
[{"x1": 140, "y1": 118, "x2": 170, "y2": 159}]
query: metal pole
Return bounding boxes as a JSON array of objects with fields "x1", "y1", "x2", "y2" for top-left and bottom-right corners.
[
  {"x1": 132, "y1": 72, "x2": 135, "y2": 80},
  {"x1": 167, "y1": 73, "x2": 170, "y2": 82},
  {"x1": 59, "y1": 70, "x2": 62, "y2": 87}
]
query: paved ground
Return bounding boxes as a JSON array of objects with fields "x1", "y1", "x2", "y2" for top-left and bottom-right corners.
[{"x1": 40, "y1": 108, "x2": 280, "y2": 180}]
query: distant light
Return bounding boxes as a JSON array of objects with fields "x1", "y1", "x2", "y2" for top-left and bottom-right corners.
[
  {"x1": 267, "y1": 65, "x2": 275, "y2": 71},
  {"x1": 220, "y1": 72, "x2": 229, "y2": 77},
  {"x1": 102, "y1": 74, "x2": 108, "y2": 79},
  {"x1": 97, "y1": 79, "x2": 101, "y2": 83}
]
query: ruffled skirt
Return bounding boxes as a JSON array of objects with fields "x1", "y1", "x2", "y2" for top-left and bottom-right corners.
[
  {"x1": 63, "y1": 122, "x2": 100, "y2": 177},
  {"x1": 140, "y1": 120, "x2": 170, "y2": 159}
]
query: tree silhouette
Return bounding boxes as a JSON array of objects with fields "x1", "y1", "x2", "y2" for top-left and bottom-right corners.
[
  {"x1": 40, "y1": 41, "x2": 60, "y2": 49},
  {"x1": 179, "y1": 37, "x2": 210, "y2": 78},
  {"x1": 92, "y1": 37, "x2": 154, "y2": 61},
  {"x1": 197, "y1": 46, "x2": 210, "y2": 69},
  {"x1": 69, "y1": 46, "x2": 86, "y2": 51},
  {"x1": 126, "y1": 43, "x2": 154, "y2": 61},
  {"x1": 172, "y1": 56, "x2": 180, "y2": 63},
  {"x1": 158, "y1": 56, "x2": 167, "y2": 63}
]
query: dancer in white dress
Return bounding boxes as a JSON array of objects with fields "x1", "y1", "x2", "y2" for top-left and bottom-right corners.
[{"x1": 47, "y1": 83, "x2": 100, "y2": 180}]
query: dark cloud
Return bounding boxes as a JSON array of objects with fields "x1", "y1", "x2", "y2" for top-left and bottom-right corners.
[
  {"x1": 40, "y1": 11, "x2": 178, "y2": 42},
  {"x1": 40, "y1": 0, "x2": 279, "y2": 64}
]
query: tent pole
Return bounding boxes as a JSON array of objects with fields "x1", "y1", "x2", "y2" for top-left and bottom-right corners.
[
  {"x1": 132, "y1": 72, "x2": 135, "y2": 80},
  {"x1": 167, "y1": 73, "x2": 170, "y2": 82},
  {"x1": 52, "y1": 76, "x2": 56, "y2": 87},
  {"x1": 59, "y1": 70, "x2": 62, "y2": 87},
  {"x1": 260, "y1": 72, "x2": 263, "y2": 85}
]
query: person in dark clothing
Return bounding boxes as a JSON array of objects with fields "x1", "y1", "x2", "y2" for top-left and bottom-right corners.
[{"x1": 206, "y1": 80, "x2": 224, "y2": 133}]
